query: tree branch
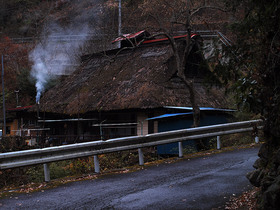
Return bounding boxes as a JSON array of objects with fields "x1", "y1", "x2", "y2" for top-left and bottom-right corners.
[
  {"x1": 190, "y1": 6, "x2": 228, "y2": 18},
  {"x1": 270, "y1": 28, "x2": 280, "y2": 57}
]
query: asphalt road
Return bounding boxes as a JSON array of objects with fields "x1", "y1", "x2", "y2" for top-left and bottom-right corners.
[{"x1": 0, "y1": 146, "x2": 259, "y2": 210}]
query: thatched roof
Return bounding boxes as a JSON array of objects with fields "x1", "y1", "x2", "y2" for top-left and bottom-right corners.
[{"x1": 38, "y1": 39, "x2": 228, "y2": 114}]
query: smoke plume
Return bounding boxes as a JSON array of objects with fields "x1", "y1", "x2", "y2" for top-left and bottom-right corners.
[
  {"x1": 29, "y1": 0, "x2": 112, "y2": 103},
  {"x1": 29, "y1": 23, "x2": 89, "y2": 103}
]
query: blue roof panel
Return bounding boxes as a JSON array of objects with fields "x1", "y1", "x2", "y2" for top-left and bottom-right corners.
[
  {"x1": 147, "y1": 106, "x2": 235, "y2": 120},
  {"x1": 147, "y1": 112, "x2": 193, "y2": 120}
]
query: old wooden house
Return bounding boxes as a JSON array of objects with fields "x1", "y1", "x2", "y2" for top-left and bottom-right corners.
[
  {"x1": 5, "y1": 31, "x2": 230, "y2": 147},
  {"x1": 31, "y1": 31, "x2": 229, "y2": 144}
]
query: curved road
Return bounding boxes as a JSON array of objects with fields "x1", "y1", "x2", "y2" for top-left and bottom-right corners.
[{"x1": 0, "y1": 146, "x2": 259, "y2": 209}]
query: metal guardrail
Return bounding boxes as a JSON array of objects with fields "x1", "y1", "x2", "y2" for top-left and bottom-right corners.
[{"x1": 0, "y1": 119, "x2": 263, "y2": 181}]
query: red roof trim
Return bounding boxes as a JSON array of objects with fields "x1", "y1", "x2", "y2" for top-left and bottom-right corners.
[
  {"x1": 112, "y1": 30, "x2": 147, "y2": 43},
  {"x1": 7, "y1": 105, "x2": 33, "y2": 111},
  {"x1": 112, "y1": 30, "x2": 199, "y2": 46},
  {"x1": 142, "y1": 34, "x2": 198, "y2": 45}
]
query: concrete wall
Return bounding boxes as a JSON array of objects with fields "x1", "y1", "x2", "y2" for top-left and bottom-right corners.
[
  {"x1": 136, "y1": 112, "x2": 159, "y2": 135},
  {"x1": 153, "y1": 120, "x2": 158, "y2": 133}
]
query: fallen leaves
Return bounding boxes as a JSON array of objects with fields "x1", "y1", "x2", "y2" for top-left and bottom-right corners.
[
  {"x1": 19, "y1": 183, "x2": 47, "y2": 194},
  {"x1": 224, "y1": 187, "x2": 259, "y2": 209},
  {"x1": 0, "y1": 174, "x2": 99, "y2": 198}
]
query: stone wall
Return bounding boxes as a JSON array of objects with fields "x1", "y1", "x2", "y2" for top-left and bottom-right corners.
[{"x1": 247, "y1": 143, "x2": 280, "y2": 209}]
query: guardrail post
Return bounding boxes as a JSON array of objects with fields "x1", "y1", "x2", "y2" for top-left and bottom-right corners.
[
  {"x1": 217, "y1": 136, "x2": 221, "y2": 150},
  {"x1": 138, "y1": 148, "x2": 144, "y2": 166},
  {"x1": 137, "y1": 121, "x2": 145, "y2": 166},
  {"x1": 255, "y1": 136, "x2": 259, "y2": 143},
  {"x1": 43, "y1": 163, "x2": 50, "y2": 182},
  {"x1": 94, "y1": 155, "x2": 100, "y2": 173},
  {"x1": 178, "y1": 141, "x2": 183, "y2": 158}
]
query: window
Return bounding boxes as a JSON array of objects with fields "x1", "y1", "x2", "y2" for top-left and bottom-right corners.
[{"x1": 6, "y1": 126, "x2": 11, "y2": 134}]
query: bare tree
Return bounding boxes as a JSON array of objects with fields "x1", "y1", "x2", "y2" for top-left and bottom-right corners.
[
  {"x1": 96, "y1": 0, "x2": 227, "y2": 127},
  {"x1": 137, "y1": 0, "x2": 226, "y2": 127}
]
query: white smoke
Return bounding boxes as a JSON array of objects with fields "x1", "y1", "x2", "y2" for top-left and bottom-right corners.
[{"x1": 29, "y1": 23, "x2": 89, "y2": 103}]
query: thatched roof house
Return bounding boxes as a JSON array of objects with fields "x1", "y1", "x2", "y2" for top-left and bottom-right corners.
[
  {"x1": 23, "y1": 32, "x2": 230, "y2": 143},
  {"x1": 38, "y1": 33, "x2": 227, "y2": 115}
]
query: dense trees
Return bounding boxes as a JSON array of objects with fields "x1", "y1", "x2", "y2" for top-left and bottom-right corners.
[
  {"x1": 220, "y1": 1, "x2": 280, "y2": 208},
  {"x1": 0, "y1": 37, "x2": 35, "y2": 107}
]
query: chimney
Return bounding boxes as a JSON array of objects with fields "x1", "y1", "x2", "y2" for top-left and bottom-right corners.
[{"x1": 36, "y1": 101, "x2": 40, "y2": 119}]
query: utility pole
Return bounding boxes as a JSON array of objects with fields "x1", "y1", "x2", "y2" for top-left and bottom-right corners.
[
  {"x1": 115, "y1": 0, "x2": 122, "y2": 48},
  {"x1": 118, "y1": 0, "x2": 122, "y2": 37},
  {"x1": 1, "y1": 55, "x2": 6, "y2": 137},
  {"x1": 15, "y1": 90, "x2": 20, "y2": 107}
]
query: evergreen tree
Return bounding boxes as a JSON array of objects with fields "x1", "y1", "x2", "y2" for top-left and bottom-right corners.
[{"x1": 222, "y1": 1, "x2": 280, "y2": 208}]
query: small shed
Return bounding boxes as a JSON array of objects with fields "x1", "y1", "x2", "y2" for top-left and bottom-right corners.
[{"x1": 147, "y1": 107, "x2": 234, "y2": 155}]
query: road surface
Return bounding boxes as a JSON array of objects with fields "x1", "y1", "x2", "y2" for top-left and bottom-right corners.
[{"x1": 0, "y1": 146, "x2": 259, "y2": 209}]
